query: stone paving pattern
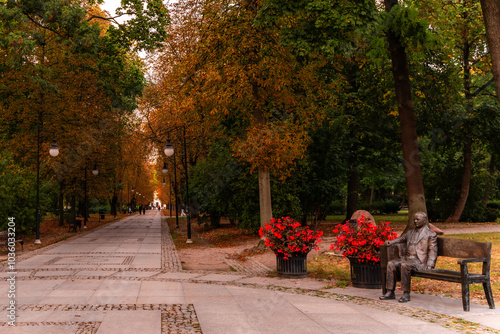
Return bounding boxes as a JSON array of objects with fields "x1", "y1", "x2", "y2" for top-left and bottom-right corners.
[{"x1": 1, "y1": 211, "x2": 499, "y2": 333}]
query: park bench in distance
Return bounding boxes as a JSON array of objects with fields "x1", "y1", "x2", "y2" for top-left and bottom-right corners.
[
  {"x1": 0, "y1": 230, "x2": 24, "y2": 250},
  {"x1": 380, "y1": 237, "x2": 495, "y2": 312}
]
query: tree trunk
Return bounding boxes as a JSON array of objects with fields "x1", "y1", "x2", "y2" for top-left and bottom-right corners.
[
  {"x1": 445, "y1": 34, "x2": 474, "y2": 224},
  {"x1": 369, "y1": 182, "x2": 375, "y2": 205},
  {"x1": 258, "y1": 167, "x2": 273, "y2": 228},
  {"x1": 483, "y1": 155, "x2": 496, "y2": 206},
  {"x1": 58, "y1": 182, "x2": 64, "y2": 227},
  {"x1": 110, "y1": 194, "x2": 118, "y2": 217},
  {"x1": 70, "y1": 195, "x2": 76, "y2": 223},
  {"x1": 445, "y1": 136, "x2": 473, "y2": 223},
  {"x1": 346, "y1": 169, "x2": 359, "y2": 221},
  {"x1": 384, "y1": 0, "x2": 427, "y2": 231},
  {"x1": 480, "y1": 0, "x2": 500, "y2": 99}
]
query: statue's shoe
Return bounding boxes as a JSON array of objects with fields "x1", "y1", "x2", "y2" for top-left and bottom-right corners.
[
  {"x1": 379, "y1": 291, "x2": 395, "y2": 300},
  {"x1": 398, "y1": 293, "x2": 411, "y2": 303}
]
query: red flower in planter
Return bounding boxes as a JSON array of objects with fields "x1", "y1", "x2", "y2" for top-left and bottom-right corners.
[
  {"x1": 331, "y1": 215, "x2": 397, "y2": 263},
  {"x1": 259, "y1": 217, "x2": 323, "y2": 259}
]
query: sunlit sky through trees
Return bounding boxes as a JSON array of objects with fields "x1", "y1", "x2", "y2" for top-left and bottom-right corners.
[{"x1": 101, "y1": 0, "x2": 130, "y2": 23}]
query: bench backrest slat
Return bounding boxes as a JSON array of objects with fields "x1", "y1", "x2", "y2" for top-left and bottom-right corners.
[
  {"x1": 380, "y1": 236, "x2": 492, "y2": 268},
  {"x1": 437, "y1": 237, "x2": 491, "y2": 259}
]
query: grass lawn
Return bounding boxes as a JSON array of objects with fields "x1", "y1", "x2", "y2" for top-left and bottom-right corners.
[
  {"x1": 308, "y1": 232, "x2": 500, "y2": 305},
  {"x1": 326, "y1": 211, "x2": 410, "y2": 224}
]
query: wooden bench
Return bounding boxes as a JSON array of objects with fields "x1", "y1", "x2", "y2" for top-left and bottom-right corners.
[
  {"x1": 380, "y1": 237, "x2": 495, "y2": 311},
  {"x1": 0, "y1": 231, "x2": 24, "y2": 250},
  {"x1": 68, "y1": 219, "x2": 82, "y2": 232}
]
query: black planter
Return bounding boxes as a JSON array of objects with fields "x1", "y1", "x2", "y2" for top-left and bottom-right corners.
[
  {"x1": 276, "y1": 254, "x2": 307, "y2": 278},
  {"x1": 348, "y1": 257, "x2": 382, "y2": 289}
]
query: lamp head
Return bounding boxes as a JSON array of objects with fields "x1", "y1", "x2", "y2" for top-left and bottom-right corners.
[
  {"x1": 49, "y1": 139, "x2": 59, "y2": 157},
  {"x1": 164, "y1": 138, "x2": 174, "y2": 157}
]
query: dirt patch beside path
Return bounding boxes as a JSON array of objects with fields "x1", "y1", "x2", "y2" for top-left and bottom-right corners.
[{"x1": 165, "y1": 215, "x2": 337, "y2": 273}]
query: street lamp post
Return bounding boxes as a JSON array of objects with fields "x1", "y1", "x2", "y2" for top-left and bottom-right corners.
[
  {"x1": 164, "y1": 134, "x2": 192, "y2": 243},
  {"x1": 182, "y1": 127, "x2": 192, "y2": 244},
  {"x1": 119, "y1": 180, "x2": 123, "y2": 214},
  {"x1": 35, "y1": 138, "x2": 59, "y2": 245},
  {"x1": 169, "y1": 174, "x2": 173, "y2": 217},
  {"x1": 131, "y1": 187, "x2": 135, "y2": 211},
  {"x1": 161, "y1": 163, "x2": 168, "y2": 215},
  {"x1": 164, "y1": 139, "x2": 179, "y2": 228}
]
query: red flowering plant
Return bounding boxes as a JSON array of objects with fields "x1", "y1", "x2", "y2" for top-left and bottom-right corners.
[
  {"x1": 330, "y1": 216, "x2": 398, "y2": 263},
  {"x1": 259, "y1": 217, "x2": 323, "y2": 260}
]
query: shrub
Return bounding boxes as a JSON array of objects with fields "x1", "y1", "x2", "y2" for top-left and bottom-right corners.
[
  {"x1": 329, "y1": 200, "x2": 345, "y2": 215},
  {"x1": 487, "y1": 201, "x2": 500, "y2": 210},
  {"x1": 379, "y1": 199, "x2": 400, "y2": 214}
]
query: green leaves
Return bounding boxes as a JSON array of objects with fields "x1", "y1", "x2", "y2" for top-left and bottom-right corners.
[
  {"x1": 380, "y1": 2, "x2": 431, "y2": 49},
  {"x1": 105, "y1": 0, "x2": 169, "y2": 52},
  {"x1": 259, "y1": 0, "x2": 377, "y2": 58},
  {"x1": 0, "y1": 151, "x2": 42, "y2": 233}
]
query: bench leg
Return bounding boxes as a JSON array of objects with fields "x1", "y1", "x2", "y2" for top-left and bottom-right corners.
[
  {"x1": 381, "y1": 268, "x2": 387, "y2": 294},
  {"x1": 462, "y1": 283, "x2": 470, "y2": 312},
  {"x1": 483, "y1": 282, "x2": 496, "y2": 309}
]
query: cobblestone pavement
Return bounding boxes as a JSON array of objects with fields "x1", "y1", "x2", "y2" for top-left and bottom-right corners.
[
  {"x1": 1, "y1": 211, "x2": 499, "y2": 334},
  {"x1": 0, "y1": 211, "x2": 203, "y2": 334}
]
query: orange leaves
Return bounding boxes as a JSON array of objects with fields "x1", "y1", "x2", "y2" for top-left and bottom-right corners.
[
  {"x1": 146, "y1": 0, "x2": 330, "y2": 185},
  {"x1": 232, "y1": 122, "x2": 309, "y2": 178}
]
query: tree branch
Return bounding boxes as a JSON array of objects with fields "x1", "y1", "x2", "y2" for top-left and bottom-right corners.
[
  {"x1": 86, "y1": 14, "x2": 124, "y2": 27},
  {"x1": 25, "y1": 14, "x2": 64, "y2": 38},
  {"x1": 471, "y1": 77, "x2": 494, "y2": 97}
]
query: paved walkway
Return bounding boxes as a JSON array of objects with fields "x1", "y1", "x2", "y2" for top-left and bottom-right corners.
[{"x1": 1, "y1": 211, "x2": 499, "y2": 333}]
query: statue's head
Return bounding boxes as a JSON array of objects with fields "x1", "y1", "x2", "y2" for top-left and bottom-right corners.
[{"x1": 414, "y1": 212, "x2": 427, "y2": 228}]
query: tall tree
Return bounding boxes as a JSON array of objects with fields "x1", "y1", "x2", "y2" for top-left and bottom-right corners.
[
  {"x1": 415, "y1": 0, "x2": 495, "y2": 223},
  {"x1": 148, "y1": 0, "x2": 324, "y2": 228},
  {"x1": 0, "y1": 0, "x2": 165, "y2": 234},
  {"x1": 383, "y1": 0, "x2": 428, "y2": 228},
  {"x1": 480, "y1": 0, "x2": 500, "y2": 99}
]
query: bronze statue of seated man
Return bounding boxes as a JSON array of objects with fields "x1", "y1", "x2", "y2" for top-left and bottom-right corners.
[{"x1": 380, "y1": 212, "x2": 438, "y2": 303}]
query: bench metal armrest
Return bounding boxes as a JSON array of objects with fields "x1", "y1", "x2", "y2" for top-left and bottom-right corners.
[{"x1": 457, "y1": 257, "x2": 487, "y2": 265}]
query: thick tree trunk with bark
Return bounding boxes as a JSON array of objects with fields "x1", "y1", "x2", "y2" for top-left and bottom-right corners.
[
  {"x1": 251, "y1": 68, "x2": 273, "y2": 228},
  {"x1": 384, "y1": 0, "x2": 427, "y2": 230},
  {"x1": 480, "y1": 0, "x2": 500, "y2": 99},
  {"x1": 258, "y1": 167, "x2": 273, "y2": 228},
  {"x1": 445, "y1": 137, "x2": 473, "y2": 223}
]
